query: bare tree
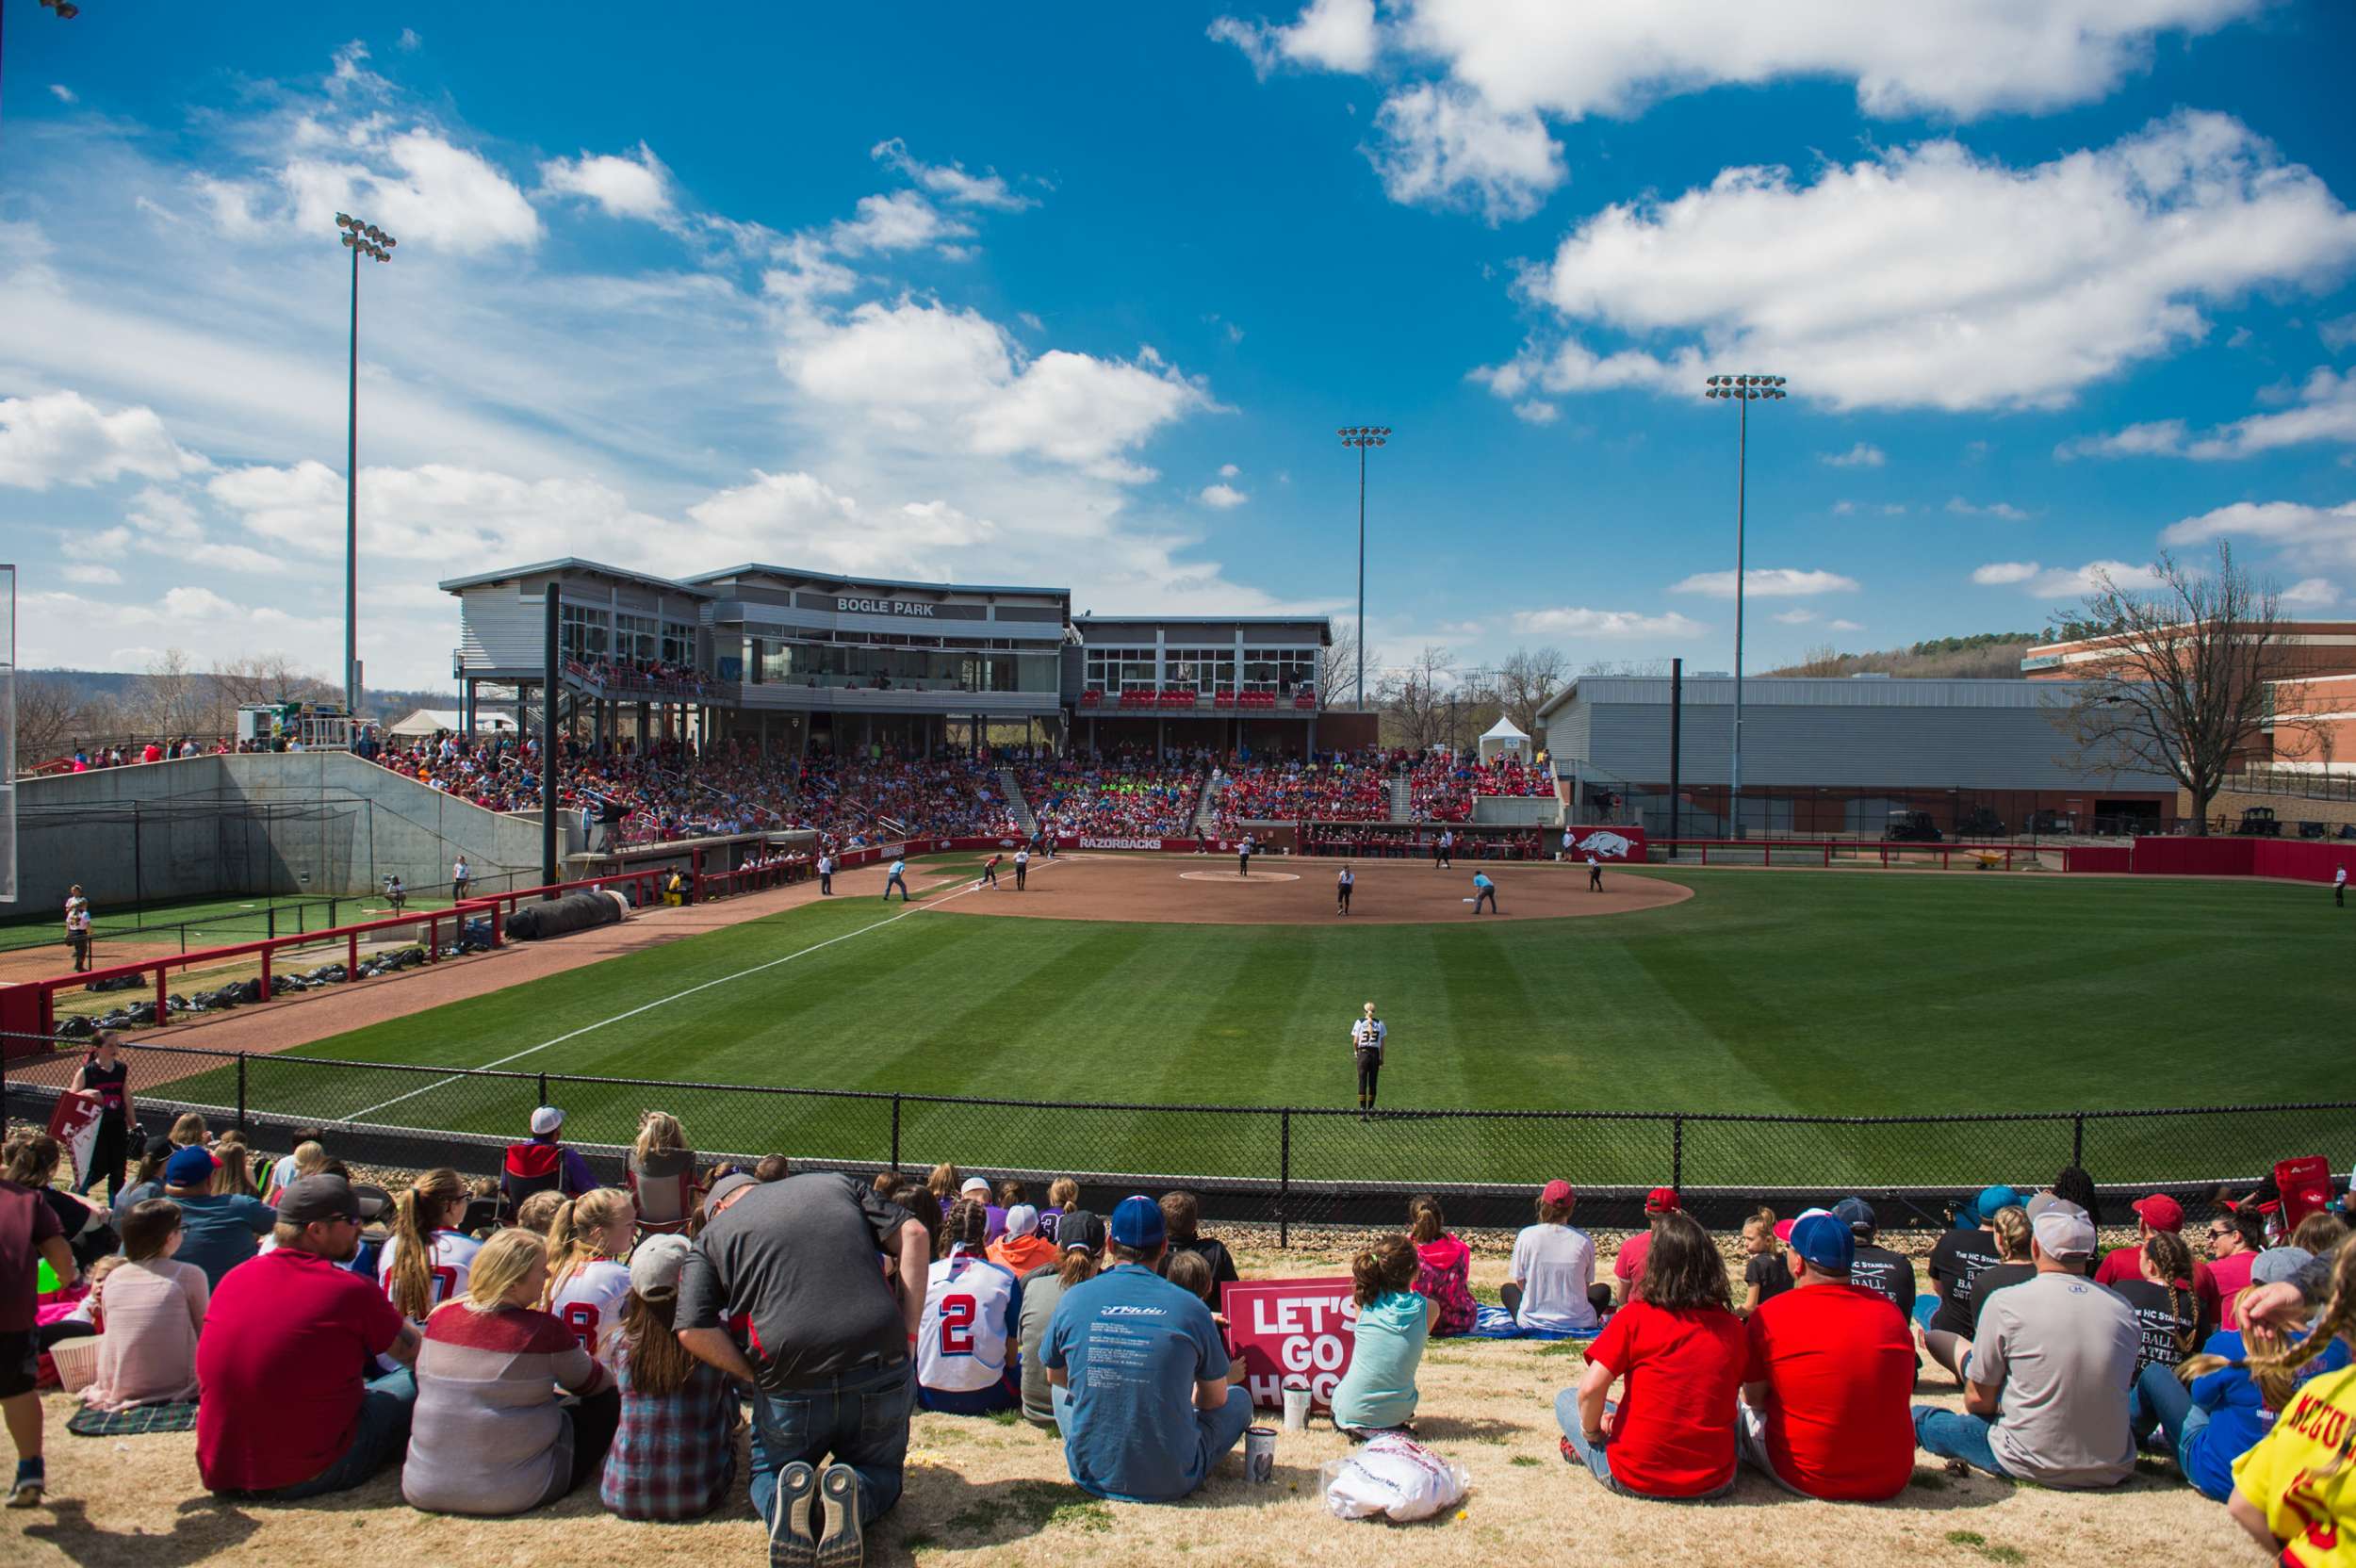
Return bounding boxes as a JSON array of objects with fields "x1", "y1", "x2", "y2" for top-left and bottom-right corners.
[
  {"x1": 1495, "y1": 645, "x2": 1567, "y2": 736},
  {"x1": 1375, "y1": 645, "x2": 1455, "y2": 750},
  {"x1": 1578, "y1": 658, "x2": 1673, "y2": 678},
  {"x1": 2049, "y1": 544, "x2": 2281, "y2": 836},
  {"x1": 1317, "y1": 623, "x2": 1364, "y2": 708},
  {"x1": 208, "y1": 653, "x2": 338, "y2": 733},
  {"x1": 13, "y1": 674, "x2": 84, "y2": 772},
  {"x1": 137, "y1": 648, "x2": 205, "y2": 741}
]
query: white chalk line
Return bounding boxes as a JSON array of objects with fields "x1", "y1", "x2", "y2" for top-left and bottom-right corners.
[{"x1": 337, "y1": 854, "x2": 1079, "y2": 1123}]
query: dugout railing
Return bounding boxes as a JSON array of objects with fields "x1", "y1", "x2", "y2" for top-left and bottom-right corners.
[{"x1": 5, "y1": 1033, "x2": 2348, "y2": 1242}]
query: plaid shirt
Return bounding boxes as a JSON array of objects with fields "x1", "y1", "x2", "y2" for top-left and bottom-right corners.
[{"x1": 597, "y1": 1339, "x2": 741, "y2": 1520}]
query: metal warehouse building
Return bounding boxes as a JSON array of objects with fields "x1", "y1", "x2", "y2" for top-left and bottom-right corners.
[{"x1": 1535, "y1": 675, "x2": 2180, "y2": 839}]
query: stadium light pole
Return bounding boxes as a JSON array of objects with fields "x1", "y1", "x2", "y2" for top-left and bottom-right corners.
[
  {"x1": 335, "y1": 212, "x2": 396, "y2": 717},
  {"x1": 1701, "y1": 373, "x2": 1785, "y2": 838},
  {"x1": 1337, "y1": 426, "x2": 1391, "y2": 711}
]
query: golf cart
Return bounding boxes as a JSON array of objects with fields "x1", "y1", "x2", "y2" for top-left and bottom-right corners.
[{"x1": 1884, "y1": 810, "x2": 1943, "y2": 843}]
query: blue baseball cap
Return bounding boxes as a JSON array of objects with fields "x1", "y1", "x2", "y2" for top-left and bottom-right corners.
[
  {"x1": 1109, "y1": 1194, "x2": 1167, "y2": 1250},
  {"x1": 1975, "y1": 1184, "x2": 2023, "y2": 1224},
  {"x1": 164, "y1": 1145, "x2": 218, "y2": 1187},
  {"x1": 1788, "y1": 1212, "x2": 1855, "y2": 1272}
]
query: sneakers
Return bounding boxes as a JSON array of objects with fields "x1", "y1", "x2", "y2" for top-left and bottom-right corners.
[
  {"x1": 817, "y1": 1464, "x2": 863, "y2": 1568},
  {"x1": 769, "y1": 1461, "x2": 818, "y2": 1568},
  {"x1": 5, "y1": 1465, "x2": 43, "y2": 1509}
]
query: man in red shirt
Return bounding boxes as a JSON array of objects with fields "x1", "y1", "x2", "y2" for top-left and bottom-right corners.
[
  {"x1": 1610, "y1": 1187, "x2": 1680, "y2": 1305},
  {"x1": 196, "y1": 1176, "x2": 420, "y2": 1500},
  {"x1": 1736, "y1": 1211, "x2": 1916, "y2": 1500},
  {"x1": 3, "y1": 1168, "x2": 77, "y2": 1508},
  {"x1": 2092, "y1": 1194, "x2": 2219, "y2": 1327}
]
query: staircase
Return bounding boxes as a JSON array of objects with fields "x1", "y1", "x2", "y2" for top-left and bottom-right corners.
[
  {"x1": 999, "y1": 768, "x2": 1039, "y2": 835},
  {"x1": 1389, "y1": 775, "x2": 1413, "y2": 821},
  {"x1": 1194, "y1": 773, "x2": 1225, "y2": 835}
]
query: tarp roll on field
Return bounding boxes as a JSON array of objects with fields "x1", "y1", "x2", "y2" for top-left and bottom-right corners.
[{"x1": 504, "y1": 889, "x2": 631, "y2": 941}]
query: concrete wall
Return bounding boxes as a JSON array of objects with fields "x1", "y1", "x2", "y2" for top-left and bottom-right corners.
[
  {"x1": 1472, "y1": 796, "x2": 1562, "y2": 827},
  {"x1": 15, "y1": 752, "x2": 572, "y2": 907}
]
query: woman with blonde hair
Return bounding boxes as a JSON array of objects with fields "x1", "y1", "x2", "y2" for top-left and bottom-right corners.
[
  {"x1": 625, "y1": 1110, "x2": 697, "y2": 1235},
  {"x1": 1925, "y1": 1204, "x2": 2035, "y2": 1382},
  {"x1": 401, "y1": 1229, "x2": 618, "y2": 1516},
  {"x1": 168, "y1": 1113, "x2": 206, "y2": 1149},
  {"x1": 545, "y1": 1188, "x2": 636, "y2": 1359},
  {"x1": 514, "y1": 1189, "x2": 566, "y2": 1234},
  {"x1": 925, "y1": 1161, "x2": 962, "y2": 1202},
  {"x1": 210, "y1": 1133, "x2": 260, "y2": 1199},
  {"x1": 2225, "y1": 1243, "x2": 2356, "y2": 1556},
  {"x1": 378, "y1": 1169, "x2": 482, "y2": 1364}
]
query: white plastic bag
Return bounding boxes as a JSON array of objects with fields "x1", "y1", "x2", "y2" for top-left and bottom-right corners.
[{"x1": 1319, "y1": 1433, "x2": 1471, "y2": 1522}]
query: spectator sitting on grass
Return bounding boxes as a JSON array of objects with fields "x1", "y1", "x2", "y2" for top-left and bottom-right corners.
[
  {"x1": 1020, "y1": 1213, "x2": 1105, "y2": 1429},
  {"x1": 1559, "y1": 1210, "x2": 1743, "y2": 1499},
  {"x1": 545, "y1": 1188, "x2": 637, "y2": 1362},
  {"x1": 626, "y1": 1110, "x2": 698, "y2": 1235},
  {"x1": 2222, "y1": 1241, "x2": 2356, "y2": 1558},
  {"x1": 2143, "y1": 1248, "x2": 2348, "y2": 1502},
  {"x1": 159, "y1": 1146, "x2": 274, "y2": 1289},
  {"x1": 1504, "y1": 1180, "x2": 1607, "y2": 1334},
  {"x1": 1925, "y1": 1204, "x2": 2035, "y2": 1380},
  {"x1": 918, "y1": 1198, "x2": 1023, "y2": 1416},
  {"x1": 926, "y1": 1163, "x2": 962, "y2": 1206},
  {"x1": 197, "y1": 1175, "x2": 419, "y2": 1502},
  {"x1": 112, "y1": 1136, "x2": 174, "y2": 1221},
  {"x1": 1155, "y1": 1191, "x2": 1240, "y2": 1292},
  {"x1": 1736, "y1": 1212, "x2": 1917, "y2": 1501},
  {"x1": 1043, "y1": 1195, "x2": 1252, "y2": 1504},
  {"x1": 81, "y1": 1198, "x2": 205, "y2": 1412},
  {"x1": 1910, "y1": 1198, "x2": 2139, "y2": 1488},
  {"x1": 1834, "y1": 1199, "x2": 1916, "y2": 1322},
  {"x1": 2292, "y1": 1211, "x2": 2348, "y2": 1258},
  {"x1": 989, "y1": 1204, "x2": 1057, "y2": 1277},
  {"x1": 264, "y1": 1137, "x2": 327, "y2": 1204},
  {"x1": 1738, "y1": 1207, "x2": 1791, "y2": 1316},
  {"x1": 1331, "y1": 1234, "x2": 1434, "y2": 1441},
  {"x1": 2113, "y1": 1230, "x2": 2204, "y2": 1404},
  {"x1": 2094, "y1": 1194, "x2": 2220, "y2": 1327},
  {"x1": 402, "y1": 1228, "x2": 619, "y2": 1517},
  {"x1": 1408, "y1": 1195, "x2": 1478, "y2": 1338},
  {"x1": 210, "y1": 1131, "x2": 261, "y2": 1199},
  {"x1": 677, "y1": 1170, "x2": 927, "y2": 1564},
  {"x1": 379, "y1": 1169, "x2": 482, "y2": 1359},
  {"x1": 515, "y1": 1190, "x2": 567, "y2": 1235},
  {"x1": 600, "y1": 1234, "x2": 740, "y2": 1522},
  {"x1": 755, "y1": 1154, "x2": 793, "y2": 1183},
  {"x1": 169, "y1": 1113, "x2": 207, "y2": 1150},
  {"x1": 1164, "y1": 1249, "x2": 1216, "y2": 1310},
  {"x1": 959, "y1": 1176, "x2": 1006, "y2": 1242},
  {"x1": 1922, "y1": 1184, "x2": 2019, "y2": 1334},
  {"x1": 1612, "y1": 1187, "x2": 1682, "y2": 1306},
  {"x1": 1039, "y1": 1177, "x2": 1081, "y2": 1245}
]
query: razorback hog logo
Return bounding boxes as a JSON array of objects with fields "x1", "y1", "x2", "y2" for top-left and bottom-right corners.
[{"x1": 1576, "y1": 830, "x2": 1638, "y2": 859}]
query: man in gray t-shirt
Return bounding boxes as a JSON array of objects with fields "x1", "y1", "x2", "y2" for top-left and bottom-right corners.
[{"x1": 1909, "y1": 1200, "x2": 2137, "y2": 1488}]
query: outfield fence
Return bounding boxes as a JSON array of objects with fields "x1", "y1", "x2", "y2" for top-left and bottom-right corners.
[{"x1": 6, "y1": 1033, "x2": 2348, "y2": 1240}]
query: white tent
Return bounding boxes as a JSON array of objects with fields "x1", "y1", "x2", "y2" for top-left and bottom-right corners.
[
  {"x1": 388, "y1": 708, "x2": 515, "y2": 738},
  {"x1": 1478, "y1": 715, "x2": 1531, "y2": 764}
]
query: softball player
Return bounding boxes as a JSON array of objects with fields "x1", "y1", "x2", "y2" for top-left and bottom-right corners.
[
  {"x1": 1351, "y1": 1002, "x2": 1387, "y2": 1116},
  {"x1": 1237, "y1": 834, "x2": 1255, "y2": 876},
  {"x1": 1336, "y1": 864, "x2": 1354, "y2": 915},
  {"x1": 1587, "y1": 851, "x2": 1603, "y2": 891},
  {"x1": 1014, "y1": 847, "x2": 1029, "y2": 890},
  {"x1": 1434, "y1": 829, "x2": 1453, "y2": 870},
  {"x1": 980, "y1": 853, "x2": 1003, "y2": 890}
]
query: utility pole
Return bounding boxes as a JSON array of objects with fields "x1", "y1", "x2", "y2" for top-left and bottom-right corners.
[{"x1": 1701, "y1": 374, "x2": 1786, "y2": 838}]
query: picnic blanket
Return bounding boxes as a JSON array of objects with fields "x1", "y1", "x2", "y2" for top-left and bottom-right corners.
[
  {"x1": 1465, "y1": 1302, "x2": 1604, "y2": 1341},
  {"x1": 68, "y1": 1402, "x2": 200, "y2": 1438}
]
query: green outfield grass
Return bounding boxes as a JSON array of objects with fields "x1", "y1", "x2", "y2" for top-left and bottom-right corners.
[
  {"x1": 161, "y1": 862, "x2": 2355, "y2": 1190},
  {"x1": 0, "y1": 892, "x2": 371, "y2": 954}
]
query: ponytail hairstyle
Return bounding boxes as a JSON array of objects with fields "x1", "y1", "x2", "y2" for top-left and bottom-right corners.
[
  {"x1": 1351, "y1": 1233, "x2": 1418, "y2": 1310},
  {"x1": 1, "y1": 1134, "x2": 59, "y2": 1186},
  {"x1": 1408, "y1": 1195, "x2": 1448, "y2": 1245},
  {"x1": 211, "y1": 1133, "x2": 258, "y2": 1197},
  {"x1": 2237, "y1": 1245, "x2": 2356, "y2": 1459},
  {"x1": 996, "y1": 1178, "x2": 1028, "y2": 1207},
  {"x1": 1058, "y1": 1227, "x2": 1104, "y2": 1290},
  {"x1": 515, "y1": 1189, "x2": 566, "y2": 1235},
  {"x1": 170, "y1": 1113, "x2": 207, "y2": 1148},
  {"x1": 1741, "y1": 1206, "x2": 1778, "y2": 1249},
  {"x1": 1048, "y1": 1178, "x2": 1079, "y2": 1212},
  {"x1": 544, "y1": 1187, "x2": 636, "y2": 1305},
  {"x1": 1990, "y1": 1205, "x2": 2032, "y2": 1262},
  {"x1": 925, "y1": 1162, "x2": 962, "y2": 1201},
  {"x1": 939, "y1": 1196, "x2": 990, "y2": 1258},
  {"x1": 387, "y1": 1168, "x2": 470, "y2": 1319},
  {"x1": 2142, "y1": 1229, "x2": 2199, "y2": 1357},
  {"x1": 632, "y1": 1110, "x2": 687, "y2": 1164},
  {"x1": 127, "y1": 1139, "x2": 172, "y2": 1193}
]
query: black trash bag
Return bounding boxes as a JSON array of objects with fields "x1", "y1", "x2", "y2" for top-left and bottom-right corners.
[
  {"x1": 123, "y1": 1002, "x2": 157, "y2": 1025},
  {"x1": 236, "y1": 978, "x2": 265, "y2": 1004},
  {"x1": 56, "y1": 1016, "x2": 95, "y2": 1039},
  {"x1": 85, "y1": 974, "x2": 141, "y2": 994},
  {"x1": 504, "y1": 890, "x2": 627, "y2": 942}
]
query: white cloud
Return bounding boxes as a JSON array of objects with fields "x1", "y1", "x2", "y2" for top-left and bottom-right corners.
[
  {"x1": 828, "y1": 190, "x2": 973, "y2": 255},
  {"x1": 50, "y1": 85, "x2": 76, "y2": 106},
  {"x1": 1199, "y1": 482, "x2": 1249, "y2": 509},
  {"x1": 1670, "y1": 567, "x2": 1858, "y2": 598},
  {"x1": 1209, "y1": 0, "x2": 1379, "y2": 77},
  {"x1": 2320, "y1": 314, "x2": 2356, "y2": 351},
  {"x1": 61, "y1": 563, "x2": 122, "y2": 584},
  {"x1": 1826, "y1": 619, "x2": 1865, "y2": 632},
  {"x1": 58, "y1": 526, "x2": 131, "y2": 563},
  {"x1": 2161, "y1": 498, "x2": 2356, "y2": 570},
  {"x1": 1975, "y1": 559, "x2": 2167, "y2": 596},
  {"x1": 869, "y1": 138, "x2": 1036, "y2": 211},
  {"x1": 1512, "y1": 400, "x2": 1559, "y2": 425},
  {"x1": 1880, "y1": 504, "x2": 1908, "y2": 516},
  {"x1": 2054, "y1": 419, "x2": 2190, "y2": 460},
  {"x1": 1972, "y1": 562, "x2": 2042, "y2": 585},
  {"x1": 1830, "y1": 499, "x2": 1856, "y2": 515},
  {"x1": 0, "y1": 391, "x2": 207, "y2": 489},
  {"x1": 397, "y1": 27, "x2": 422, "y2": 51},
  {"x1": 1477, "y1": 113, "x2": 2356, "y2": 414},
  {"x1": 1511, "y1": 606, "x2": 1703, "y2": 637},
  {"x1": 1368, "y1": 82, "x2": 1564, "y2": 223},
  {"x1": 1947, "y1": 497, "x2": 2029, "y2": 519},
  {"x1": 272, "y1": 127, "x2": 544, "y2": 254},
  {"x1": 1820, "y1": 442, "x2": 1884, "y2": 468},
  {"x1": 1772, "y1": 609, "x2": 1818, "y2": 625},
  {"x1": 1218, "y1": 463, "x2": 1240, "y2": 479},
  {"x1": 2062, "y1": 370, "x2": 2356, "y2": 460},
  {"x1": 539, "y1": 142, "x2": 676, "y2": 224},
  {"x1": 2282, "y1": 577, "x2": 2341, "y2": 608}
]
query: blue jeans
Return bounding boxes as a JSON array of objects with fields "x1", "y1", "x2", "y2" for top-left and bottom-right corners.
[
  {"x1": 1553, "y1": 1391, "x2": 1735, "y2": 1500},
  {"x1": 1911, "y1": 1406, "x2": 2010, "y2": 1479},
  {"x1": 254, "y1": 1368, "x2": 417, "y2": 1501},
  {"x1": 2129, "y1": 1363, "x2": 2214, "y2": 1485},
  {"x1": 747, "y1": 1360, "x2": 913, "y2": 1527}
]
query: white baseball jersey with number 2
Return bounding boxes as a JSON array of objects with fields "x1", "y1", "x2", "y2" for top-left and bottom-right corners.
[{"x1": 918, "y1": 1249, "x2": 1022, "y2": 1394}]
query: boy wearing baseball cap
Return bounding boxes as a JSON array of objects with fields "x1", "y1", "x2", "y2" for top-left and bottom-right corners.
[
  {"x1": 1040, "y1": 1196, "x2": 1251, "y2": 1503},
  {"x1": 160, "y1": 1146, "x2": 276, "y2": 1288}
]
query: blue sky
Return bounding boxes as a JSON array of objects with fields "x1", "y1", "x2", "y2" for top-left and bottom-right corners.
[{"x1": 4, "y1": 2, "x2": 2355, "y2": 693}]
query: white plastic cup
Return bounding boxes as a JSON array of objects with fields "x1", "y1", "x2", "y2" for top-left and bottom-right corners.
[
  {"x1": 1283, "y1": 1380, "x2": 1313, "y2": 1432},
  {"x1": 1245, "y1": 1425, "x2": 1277, "y2": 1483}
]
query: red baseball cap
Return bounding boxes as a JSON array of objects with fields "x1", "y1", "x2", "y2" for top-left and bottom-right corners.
[
  {"x1": 1540, "y1": 1179, "x2": 1576, "y2": 1206},
  {"x1": 2132, "y1": 1193, "x2": 2185, "y2": 1232},
  {"x1": 1645, "y1": 1186, "x2": 1680, "y2": 1214},
  {"x1": 1772, "y1": 1218, "x2": 1795, "y2": 1244}
]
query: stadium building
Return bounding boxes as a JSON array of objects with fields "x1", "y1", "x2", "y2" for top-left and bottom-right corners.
[
  {"x1": 1534, "y1": 674, "x2": 2181, "y2": 838},
  {"x1": 441, "y1": 559, "x2": 1361, "y2": 757}
]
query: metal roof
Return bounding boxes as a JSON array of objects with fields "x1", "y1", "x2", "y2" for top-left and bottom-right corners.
[
  {"x1": 435, "y1": 558, "x2": 715, "y2": 598},
  {"x1": 680, "y1": 564, "x2": 1068, "y2": 598},
  {"x1": 1536, "y1": 675, "x2": 2102, "y2": 721}
]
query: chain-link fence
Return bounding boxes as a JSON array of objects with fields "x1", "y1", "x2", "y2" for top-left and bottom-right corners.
[{"x1": 5, "y1": 1032, "x2": 2348, "y2": 1241}]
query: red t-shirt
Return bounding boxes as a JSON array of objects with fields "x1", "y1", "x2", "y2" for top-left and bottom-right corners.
[
  {"x1": 0, "y1": 1181, "x2": 67, "y2": 1333},
  {"x1": 1612, "y1": 1232, "x2": 1651, "y2": 1287},
  {"x1": 1742, "y1": 1282, "x2": 1917, "y2": 1500},
  {"x1": 2094, "y1": 1247, "x2": 2219, "y2": 1325},
  {"x1": 1586, "y1": 1299, "x2": 1744, "y2": 1497},
  {"x1": 196, "y1": 1247, "x2": 407, "y2": 1493}
]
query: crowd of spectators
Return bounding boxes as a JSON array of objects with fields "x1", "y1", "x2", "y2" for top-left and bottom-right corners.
[
  {"x1": 7, "y1": 1100, "x2": 2355, "y2": 1555},
  {"x1": 565, "y1": 657, "x2": 713, "y2": 699},
  {"x1": 1012, "y1": 749, "x2": 1209, "y2": 838},
  {"x1": 1405, "y1": 753, "x2": 1553, "y2": 822},
  {"x1": 1212, "y1": 752, "x2": 1394, "y2": 829}
]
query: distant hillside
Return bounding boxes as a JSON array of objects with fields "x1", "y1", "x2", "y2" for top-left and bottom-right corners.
[{"x1": 1764, "y1": 632, "x2": 2042, "y2": 680}]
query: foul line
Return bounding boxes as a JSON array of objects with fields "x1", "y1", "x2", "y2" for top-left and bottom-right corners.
[{"x1": 338, "y1": 855, "x2": 1078, "y2": 1123}]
